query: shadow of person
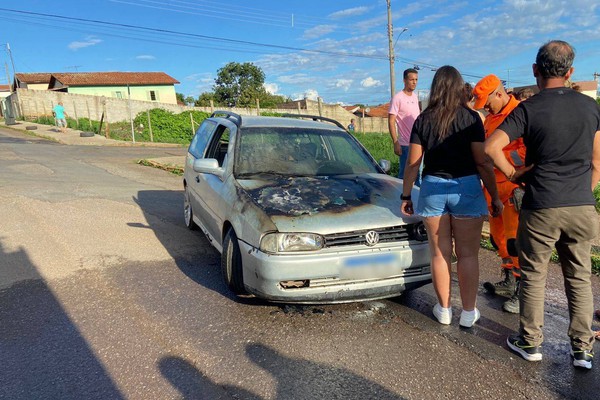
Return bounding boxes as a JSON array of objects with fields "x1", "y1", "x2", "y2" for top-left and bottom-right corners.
[
  {"x1": 246, "y1": 343, "x2": 405, "y2": 400},
  {"x1": 159, "y1": 356, "x2": 262, "y2": 400},
  {"x1": 0, "y1": 239, "x2": 124, "y2": 399}
]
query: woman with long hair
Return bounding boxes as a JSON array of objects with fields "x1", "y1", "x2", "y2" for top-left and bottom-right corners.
[{"x1": 401, "y1": 66, "x2": 502, "y2": 327}]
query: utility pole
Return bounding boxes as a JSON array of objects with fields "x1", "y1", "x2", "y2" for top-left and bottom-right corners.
[
  {"x1": 387, "y1": 0, "x2": 395, "y2": 99},
  {"x1": 594, "y1": 72, "x2": 599, "y2": 81},
  {"x1": 6, "y1": 43, "x2": 16, "y2": 91}
]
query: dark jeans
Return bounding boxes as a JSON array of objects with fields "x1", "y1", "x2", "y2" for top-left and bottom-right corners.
[{"x1": 517, "y1": 206, "x2": 598, "y2": 351}]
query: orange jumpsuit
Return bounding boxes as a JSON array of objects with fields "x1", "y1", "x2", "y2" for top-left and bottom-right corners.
[{"x1": 483, "y1": 95, "x2": 525, "y2": 276}]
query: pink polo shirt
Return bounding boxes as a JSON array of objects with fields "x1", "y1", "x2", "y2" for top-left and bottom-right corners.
[{"x1": 388, "y1": 90, "x2": 420, "y2": 146}]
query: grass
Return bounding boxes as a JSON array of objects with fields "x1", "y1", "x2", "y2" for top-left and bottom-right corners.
[{"x1": 352, "y1": 131, "x2": 399, "y2": 176}]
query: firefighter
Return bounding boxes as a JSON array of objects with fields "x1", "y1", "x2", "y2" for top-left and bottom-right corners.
[{"x1": 473, "y1": 75, "x2": 526, "y2": 313}]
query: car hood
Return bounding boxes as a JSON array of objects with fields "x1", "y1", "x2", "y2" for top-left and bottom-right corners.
[{"x1": 237, "y1": 174, "x2": 421, "y2": 234}]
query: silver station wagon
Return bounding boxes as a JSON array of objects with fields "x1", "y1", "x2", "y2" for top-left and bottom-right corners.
[{"x1": 183, "y1": 111, "x2": 431, "y2": 303}]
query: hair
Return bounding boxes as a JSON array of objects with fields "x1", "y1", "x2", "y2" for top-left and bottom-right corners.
[
  {"x1": 515, "y1": 88, "x2": 534, "y2": 101},
  {"x1": 422, "y1": 65, "x2": 465, "y2": 140},
  {"x1": 463, "y1": 82, "x2": 474, "y2": 103},
  {"x1": 535, "y1": 40, "x2": 575, "y2": 79},
  {"x1": 403, "y1": 68, "x2": 418, "y2": 79}
]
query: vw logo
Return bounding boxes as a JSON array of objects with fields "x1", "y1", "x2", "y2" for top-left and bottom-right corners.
[{"x1": 365, "y1": 230, "x2": 379, "y2": 246}]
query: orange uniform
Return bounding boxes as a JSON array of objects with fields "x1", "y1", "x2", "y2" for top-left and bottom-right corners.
[{"x1": 483, "y1": 95, "x2": 525, "y2": 276}]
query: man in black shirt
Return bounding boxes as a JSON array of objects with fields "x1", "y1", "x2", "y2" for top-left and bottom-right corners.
[{"x1": 485, "y1": 40, "x2": 600, "y2": 369}]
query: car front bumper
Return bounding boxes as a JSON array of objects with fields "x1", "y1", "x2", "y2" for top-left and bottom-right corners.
[{"x1": 238, "y1": 240, "x2": 432, "y2": 304}]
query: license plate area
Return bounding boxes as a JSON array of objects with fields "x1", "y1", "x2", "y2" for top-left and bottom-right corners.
[{"x1": 340, "y1": 253, "x2": 404, "y2": 280}]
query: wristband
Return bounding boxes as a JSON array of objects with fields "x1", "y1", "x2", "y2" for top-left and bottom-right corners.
[{"x1": 400, "y1": 194, "x2": 412, "y2": 201}]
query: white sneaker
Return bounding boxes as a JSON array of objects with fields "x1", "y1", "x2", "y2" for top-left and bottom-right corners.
[
  {"x1": 459, "y1": 308, "x2": 480, "y2": 328},
  {"x1": 433, "y1": 303, "x2": 452, "y2": 325}
]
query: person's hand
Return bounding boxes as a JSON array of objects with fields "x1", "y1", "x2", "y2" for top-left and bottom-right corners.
[
  {"x1": 490, "y1": 197, "x2": 503, "y2": 217},
  {"x1": 509, "y1": 164, "x2": 534, "y2": 184},
  {"x1": 393, "y1": 141, "x2": 402, "y2": 156},
  {"x1": 401, "y1": 199, "x2": 414, "y2": 216}
]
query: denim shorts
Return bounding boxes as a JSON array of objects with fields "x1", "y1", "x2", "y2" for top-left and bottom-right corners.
[{"x1": 415, "y1": 174, "x2": 488, "y2": 218}]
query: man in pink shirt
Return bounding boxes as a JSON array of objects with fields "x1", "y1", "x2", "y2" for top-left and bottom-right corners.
[{"x1": 388, "y1": 68, "x2": 421, "y2": 183}]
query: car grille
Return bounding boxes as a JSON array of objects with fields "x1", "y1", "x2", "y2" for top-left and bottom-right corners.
[{"x1": 323, "y1": 225, "x2": 410, "y2": 248}]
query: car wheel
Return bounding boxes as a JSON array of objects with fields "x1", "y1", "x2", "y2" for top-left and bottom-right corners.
[
  {"x1": 222, "y1": 229, "x2": 247, "y2": 295},
  {"x1": 183, "y1": 186, "x2": 197, "y2": 230}
]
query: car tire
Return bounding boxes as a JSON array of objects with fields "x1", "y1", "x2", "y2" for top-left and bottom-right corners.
[
  {"x1": 183, "y1": 186, "x2": 198, "y2": 230},
  {"x1": 80, "y1": 131, "x2": 95, "y2": 137},
  {"x1": 222, "y1": 229, "x2": 247, "y2": 295},
  {"x1": 25, "y1": 126, "x2": 37, "y2": 130}
]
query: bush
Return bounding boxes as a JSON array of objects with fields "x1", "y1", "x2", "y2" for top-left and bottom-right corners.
[{"x1": 132, "y1": 109, "x2": 210, "y2": 144}]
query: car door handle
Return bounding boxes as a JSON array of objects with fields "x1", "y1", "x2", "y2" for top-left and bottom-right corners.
[{"x1": 195, "y1": 176, "x2": 200, "y2": 183}]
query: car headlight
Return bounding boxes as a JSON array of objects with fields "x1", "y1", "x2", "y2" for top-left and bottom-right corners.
[
  {"x1": 260, "y1": 232, "x2": 324, "y2": 253},
  {"x1": 408, "y1": 222, "x2": 428, "y2": 241}
]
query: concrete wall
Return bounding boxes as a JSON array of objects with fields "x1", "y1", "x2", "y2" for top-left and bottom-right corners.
[{"x1": 13, "y1": 89, "x2": 389, "y2": 133}]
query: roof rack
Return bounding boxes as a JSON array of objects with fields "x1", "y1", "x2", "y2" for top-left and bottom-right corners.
[
  {"x1": 210, "y1": 110, "x2": 242, "y2": 129},
  {"x1": 280, "y1": 114, "x2": 346, "y2": 131}
]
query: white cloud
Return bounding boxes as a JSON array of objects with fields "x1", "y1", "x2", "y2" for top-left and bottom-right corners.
[
  {"x1": 334, "y1": 79, "x2": 353, "y2": 91},
  {"x1": 278, "y1": 74, "x2": 314, "y2": 85},
  {"x1": 135, "y1": 55, "x2": 156, "y2": 60},
  {"x1": 292, "y1": 89, "x2": 319, "y2": 101},
  {"x1": 329, "y1": 7, "x2": 370, "y2": 19},
  {"x1": 263, "y1": 82, "x2": 279, "y2": 94},
  {"x1": 361, "y1": 77, "x2": 383, "y2": 88},
  {"x1": 68, "y1": 36, "x2": 102, "y2": 51},
  {"x1": 303, "y1": 25, "x2": 336, "y2": 40}
]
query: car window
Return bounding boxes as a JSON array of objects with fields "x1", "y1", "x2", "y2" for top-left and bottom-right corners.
[
  {"x1": 205, "y1": 125, "x2": 231, "y2": 167},
  {"x1": 235, "y1": 127, "x2": 379, "y2": 177},
  {"x1": 188, "y1": 120, "x2": 217, "y2": 159}
]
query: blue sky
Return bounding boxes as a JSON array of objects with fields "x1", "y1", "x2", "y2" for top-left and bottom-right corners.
[{"x1": 1, "y1": 0, "x2": 599, "y2": 105}]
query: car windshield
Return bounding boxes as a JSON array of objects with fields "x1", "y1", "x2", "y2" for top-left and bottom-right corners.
[{"x1": 235, "y1": 127, "x2": 380, "y2": 177}]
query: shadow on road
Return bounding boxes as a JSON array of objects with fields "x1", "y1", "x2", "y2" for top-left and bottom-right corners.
[
  {"x1": 0, "y1": 240, "x2": 124, "y2": 399},
  {"x1": 245, "y1": 343, "x2": 405, "y2": 400},
  {"x1": 159, "y1": 356, "x2": 261, "y2": 400}
]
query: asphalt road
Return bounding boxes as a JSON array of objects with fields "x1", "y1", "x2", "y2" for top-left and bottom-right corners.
[{"x1": 0, "y1": 127, "x2": 599, "y2": 399}]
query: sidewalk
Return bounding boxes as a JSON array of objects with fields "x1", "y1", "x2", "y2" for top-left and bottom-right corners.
[
  {"x1": 4, "y1": 120, "x2": 186, "y2": 171},
  {"x1": 3, "y1": 121, "x2": 183, "y2": 148}
]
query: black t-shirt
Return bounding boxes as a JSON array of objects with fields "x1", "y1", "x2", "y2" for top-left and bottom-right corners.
[
  {"x1": 499, "y1": 87, "x2": 600, "y2": 210},
  {"x1": 410, "y1": 106, "x2": 484, "y2": 178}
]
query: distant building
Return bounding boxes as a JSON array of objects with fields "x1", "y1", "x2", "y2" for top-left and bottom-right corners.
[
  {"x1": 512, "y1": 80, "x2": 598, "y2": 100},
  {"x1": 14, "y1": 73, "x2": 52, "y2": 90},
  {"x1": 14, "y1": 71, "x2": 180, "y2": 104}
]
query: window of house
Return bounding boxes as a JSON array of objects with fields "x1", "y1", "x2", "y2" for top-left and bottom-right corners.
[
  {"x1": 114, "y1": 91, "x2": 123, "y2": 99},
  {"x1": 148, "y1": 90, "x2": 158, "y2": 101}
]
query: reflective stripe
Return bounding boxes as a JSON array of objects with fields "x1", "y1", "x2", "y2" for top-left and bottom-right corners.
[{"x1": 509, "y1": 150, "x2": 524, "y2": 166}]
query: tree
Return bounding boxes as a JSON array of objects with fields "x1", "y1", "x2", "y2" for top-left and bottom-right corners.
[
  {"x1": 195, "y1": 92, "x2": 218, "y2": 107},
  {"x1": 176, "y1": 92, "x2": 186, "y2": 104},
  {"x1": 214, "y1": 62, "x2": 267, "y2": 107}
]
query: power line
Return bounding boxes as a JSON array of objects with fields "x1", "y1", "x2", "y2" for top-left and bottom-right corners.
[{"x1": 0, "y1": 8, "x2": 389, "y2": 61}]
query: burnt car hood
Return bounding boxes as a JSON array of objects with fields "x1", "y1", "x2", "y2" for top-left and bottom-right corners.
[{"x1": 237, "y1": 174, "x2": 420, "y2": 234}]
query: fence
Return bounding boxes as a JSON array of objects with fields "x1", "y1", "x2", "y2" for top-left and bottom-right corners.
[{"x1": 10, "y1": 89, "x2": 390, "y2": 138}]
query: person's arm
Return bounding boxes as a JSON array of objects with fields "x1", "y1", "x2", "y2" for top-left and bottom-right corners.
[
  {"x1": 400, "y1": 143, "x2": 423, "y2": 216},
  {"x1": 484, "y1": 128, "x2": 527, "y2": 181},
  {"x1": 388, "y1": 113, "x2": 401, "y2": 156},
  {"x1": 473, "y1": 141, "x2": 502, "y2": 217},
  {"x1": 591, "y1": 130, "x2": 600, "y2": 191}
]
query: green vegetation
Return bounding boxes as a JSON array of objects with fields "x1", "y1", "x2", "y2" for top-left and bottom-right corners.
[{"x1": 351, "y1": 132, "x2": 399, "y2": 176}]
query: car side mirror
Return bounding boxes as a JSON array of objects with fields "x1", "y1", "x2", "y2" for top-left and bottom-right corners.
[
  {"x1": 378, "y1": 159, "x2": 391, "y2": 173},
  {"x1": 193, "y1": 158, "x2": 224, "y2": 179}
]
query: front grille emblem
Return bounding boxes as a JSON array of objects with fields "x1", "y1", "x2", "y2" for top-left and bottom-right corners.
[{"x1": 365, "y1": 230, "x2": 379, "y2": 246}]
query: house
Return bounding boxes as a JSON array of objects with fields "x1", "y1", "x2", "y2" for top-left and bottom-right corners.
[
  {"x1": 47, "y1": 72, "x2": 180, "y2": 104},
  {"x1": 0, "y1": 84, "x2": 11, "y2": 99},
  {"x1": 14, "y1": 73, "x2": 52, "y2": 90}
]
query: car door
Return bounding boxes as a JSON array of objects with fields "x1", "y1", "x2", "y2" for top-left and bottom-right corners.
[
  {"x1": 186, "y1": 119, "x2": 217, "y2": 225},
  {"x1": 191, "y1": 122, "x2": 234, "y2": 245}
]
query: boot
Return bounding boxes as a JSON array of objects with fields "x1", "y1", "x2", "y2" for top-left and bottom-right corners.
[
  {"x1": 483, "y1": 268, "x2": 515, "y2": 297},
  {"x1": 503, "y1": 278, "x2": 520, "y2": 314}
]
